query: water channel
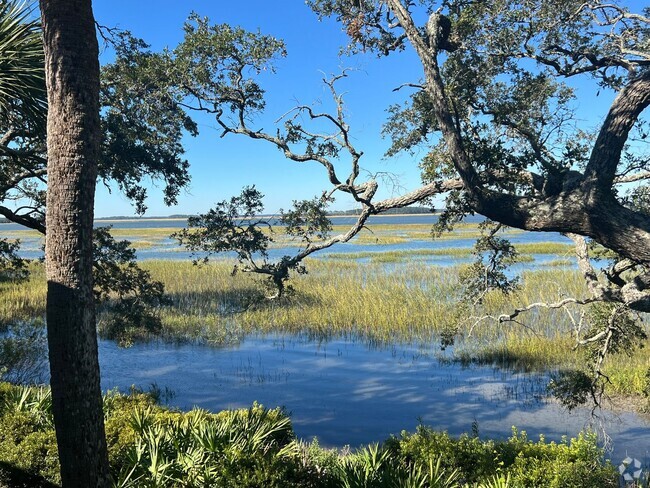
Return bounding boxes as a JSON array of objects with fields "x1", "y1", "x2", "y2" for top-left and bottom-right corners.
[
  {"x1": 2, "y1": 215, "x2": 648, "y2": 463},
  {"x1": 98, "y1": 334, "x2": 649, "y2": 463}
]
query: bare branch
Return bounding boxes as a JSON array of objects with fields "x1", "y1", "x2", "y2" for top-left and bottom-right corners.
[
  {"x1": 613, "y1": 171, "x2": 650, "y2": 184},
  {"x1": 497, "y1": 297, "x2": 596, "y2": 324}
]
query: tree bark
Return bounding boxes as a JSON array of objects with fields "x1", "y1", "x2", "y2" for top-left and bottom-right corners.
[
  {"x1": 384, "y1": 0, "x2": 650, "y2": 267},
  {"x1": 39, "y1": 0, "x2": 110, "y2": 486}
]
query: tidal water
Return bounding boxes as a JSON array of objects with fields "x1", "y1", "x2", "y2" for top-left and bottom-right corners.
[
  {"x1": 3, "y1": 216, "x2": 645, "y2": 462},
  {"x1": 0, "y1": 214, "x2": 452, "y2": 232},
  {"x1": 98, "y1": 334, "x2": 649, "y2": 463},
  {"x1": 0, "y1": 214, "x2": 574, "y2": 264}
]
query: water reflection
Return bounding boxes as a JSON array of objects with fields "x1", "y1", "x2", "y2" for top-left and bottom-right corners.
[
  {"x1": 0, "y1": 215, "x2": 574, "y2": 265},
  {"x1": 98, "y1": 334, "x2": 649, "y2": 462}
]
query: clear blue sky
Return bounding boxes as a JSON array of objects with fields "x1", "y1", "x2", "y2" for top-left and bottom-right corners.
[
  {"x1": 90, "y1": 1, "x2": 615, "y2": 218},
  {"x1": 91, "y1": 0, "x2": 428, "y2": 217}
]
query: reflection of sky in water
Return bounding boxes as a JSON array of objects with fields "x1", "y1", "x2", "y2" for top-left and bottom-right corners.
[
  {"x1": 5, "y1": 218, "x2": 639, "y2": 458},
  {"x1": 0, "y1": 216, "x2": 575, "y2": 266},
  {"x1": 87, "y1": 334, "x2": 650, "y2": 462}
]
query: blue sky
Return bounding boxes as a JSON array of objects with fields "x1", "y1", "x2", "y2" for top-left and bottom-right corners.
[
  {"x1": 92, "y1": 1, "x2": 429, "y2": 217},
  {"x1": 89, "y1": 1, "x2": 617, "y2": 218}
]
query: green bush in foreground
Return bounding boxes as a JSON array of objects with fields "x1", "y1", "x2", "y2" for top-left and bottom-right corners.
[{"x1": 0, "y1": 383, "x2": 618, "y2": 487}]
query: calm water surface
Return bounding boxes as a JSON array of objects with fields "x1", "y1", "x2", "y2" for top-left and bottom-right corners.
[
  {"x1": 0, "y1": 214, "x2": 450, "y2": 232},
  {"x1": 98, "y1": 334, "x2": 649, "y2": 462},
  {"x1": 5, "y1": 216, "x2": 644, "y2": 460},
  {"x1": 0, "y1": 215, "x2": 574, "y2": 264}
]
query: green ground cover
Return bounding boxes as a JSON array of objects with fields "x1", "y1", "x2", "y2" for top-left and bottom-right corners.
[{"x1": 0, "y1": 383, "x2": 619, "y2": 487}]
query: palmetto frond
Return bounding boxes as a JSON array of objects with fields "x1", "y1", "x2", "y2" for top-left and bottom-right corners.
[{"x1": 0, "y1": 1, "x2": 46, "y2": 129}]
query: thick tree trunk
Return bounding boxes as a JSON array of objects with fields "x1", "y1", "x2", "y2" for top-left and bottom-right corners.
[
  {"x1": 385, "y1": 0, "x2": 650, "y2": 267},
  {"x1": 39, "y1": 0, "x2": 110, "y2": 486}
]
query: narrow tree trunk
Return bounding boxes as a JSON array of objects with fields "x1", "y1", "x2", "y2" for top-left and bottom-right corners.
[{"x1": 39, "y1": 0, "x2": 110, "y2": 486}]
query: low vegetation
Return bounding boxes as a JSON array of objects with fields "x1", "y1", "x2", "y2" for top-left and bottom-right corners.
[
  {"x1": 2, "y1": 258, "x2": 648, "y2": 405},
  {"x1": 0, "y1": 383, "x2": 619, "y2": 487}
]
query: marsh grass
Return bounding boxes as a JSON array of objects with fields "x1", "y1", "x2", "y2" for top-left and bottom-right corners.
[
  {"x1": 0, "y1": 229, "x2": 40, "y2": 238},
  {"x1": 125, "y1": 240, "x2": 159, "y2": 249},
  {"x1": 514, "y1": 242, "x2": 575, "y2": 255},
  {"x1": 2, "y1": 256, "x2": 648, "y2": 399},
  {"x1": 140, "y1": 261, "x2": 648, "y2": 390},
  {"x1": 323, "y1": 248, "x2": 473, "y2": 262},
  {"x1": 541, "y1": 258, "x2": 575, "y2": 267},
  {"x1": 0, "y1": 263, "x2": 45, "y2": 328},
  {"x1": 322, "y1": 247, "x2": 554, "y2": 263},
  {"x1": 106, "y1": 227, "x2": 180, "y2": 239}
]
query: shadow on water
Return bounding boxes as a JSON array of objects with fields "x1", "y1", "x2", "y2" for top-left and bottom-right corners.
[{"x1": 96, "y1": 333, "x2": 650, "y2": 462}]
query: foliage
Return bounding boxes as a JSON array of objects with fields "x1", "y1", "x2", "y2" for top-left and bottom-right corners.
[
  {"x1": 175, "y1": 187, "x2": 335, "y2": 298},
  {"x1": 93, "y1": 227, "x2": 170, "y2": 346},
  {"x1": 458, "y1": 222, "x2": 520, "y2": 305},
  {"x1": 0, "y1": 5, "x2": 195, "y2": 345},
  {"x1": 113, "y1": 405, "x2": 307, "y2": 488},
  {"x1": 0, "y1": 238, "x2": 27, "y2": 281},
  {"x1": 0, "y1": 382, "x2": 621, "y2": 487},
  {"x1": 0, "y1": 1, "x2": 45, "y2": 129},
  {"x1": 173, "y1": 186, "x2": 271, "y2": 266},
  {"x1": 0, "y1": 383, "x2": 58, "y2": 484},
  {"x1": 281, "y1": 195, "x2": 333, "y2": 245},
  {"x1": 548, "y1": 302, "x2": 649, "y2": 409},
  {"x1": 0, "y1": 320, "x2": 46, "y2": 384},
  {"x1": 583, "y1": 303, "x2": 648, "y2": 361},
  {"x1": 99, "y1": 32, "x2": 195, "y2": 214},
  {"x1": 0, "y1": 14, "x2": 195, "y2": 224},
  {"x1": 387, "y1": 426, "x2": 617, "y2": 488}
]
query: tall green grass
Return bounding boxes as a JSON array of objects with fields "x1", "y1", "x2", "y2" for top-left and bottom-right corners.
[
  {"x1": 2, "y1": 259, "x2": 648, "y2": 399},
  {"x1": 0, "y1": 263, "x2": 46, "y2": 328}
]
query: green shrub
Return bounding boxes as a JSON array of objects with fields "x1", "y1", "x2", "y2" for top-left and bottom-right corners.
[
  {"x1": 111, "y1": 402, "x2": 314, "y2": 487},
  {"x1": 386, "y1": 427, "x2": 500, "y2": 483},
  {"x1": 0, "y1": 382, "x2": 619, "y2": 487},
  {"x1": 386, "y1": 426, "x2": 617, "y2": 488},
  {"x1": 0, "y1": 411, "x2": 59, "y2": 484}
]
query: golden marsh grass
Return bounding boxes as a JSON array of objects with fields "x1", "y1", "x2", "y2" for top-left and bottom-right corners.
[{"x1": 1, "y1": 233, "x2": 647, "y2": 398}]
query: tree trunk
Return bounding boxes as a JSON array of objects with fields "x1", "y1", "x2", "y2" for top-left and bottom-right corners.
[{"x1": 39, "y1": 0, "x2": 110, "y2": 486}]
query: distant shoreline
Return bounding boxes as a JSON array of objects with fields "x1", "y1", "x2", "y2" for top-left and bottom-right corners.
[
  {"x1": 93, "y1": 213, "x2": 440, "y2": 223},
  {"x1": 1, "y1": 212, "x2": 441, "y2": 226}
]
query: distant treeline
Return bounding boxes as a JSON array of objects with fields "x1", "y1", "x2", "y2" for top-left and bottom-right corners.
[
  {"x1": 0, "y1": 207, "x2": 436, "y2": 225},
  {"x1": 93, "y1": 207, "x2": 436, "y2": 221}
]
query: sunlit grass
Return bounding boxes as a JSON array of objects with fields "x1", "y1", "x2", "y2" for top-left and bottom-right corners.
[
  {"x1": 126, "y1": 240, "x2": 160, "y2": 249},
  {"x1": 2, "y1": 241, "x2": 647, "y2": 400},
  {"x1": 542, "y1": 258, "x2": 575, "y2": 267},
  {"x1": 0, "y1": 229, "x2": 40, "y2": 238},
  {"x1": 323, "y1": 248, "x2": 473, "y2": 262},
  {"x1": 0, "y1": 263, "x2": 46, "y2": 328},
  {"x1": 514, "y1": 242, "x2": 575, "y2": 255},
  {"x1": 141, "y1": 261, "x2": 649, "y2": 400},
  {"x1": 107, "y1": 227, "x2": 179, "y2": 239}
]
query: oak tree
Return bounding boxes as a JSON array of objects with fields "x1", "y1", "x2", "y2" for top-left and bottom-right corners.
[{"x1": 162, "y1": 2, "x2": 649, "y2": 407}]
